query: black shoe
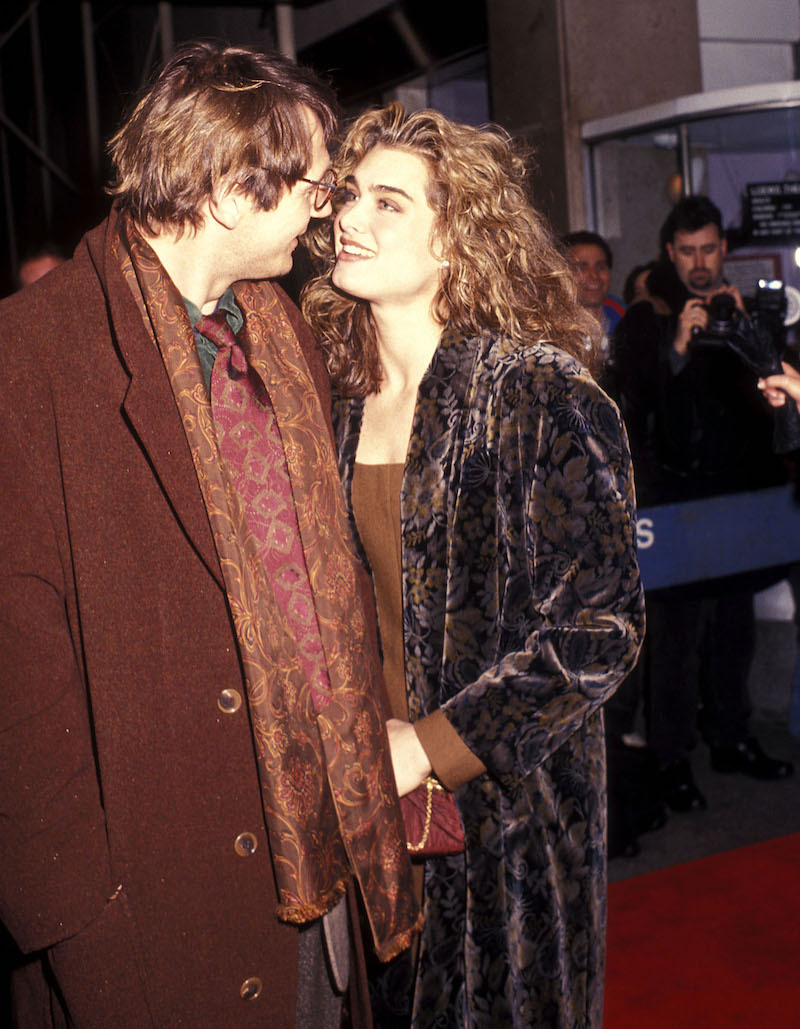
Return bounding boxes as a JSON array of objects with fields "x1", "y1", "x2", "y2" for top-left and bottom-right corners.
[
  {"x1": 659, "y1": 759, "x2": 707, "y2": 813},
  {"x1": 608, "y1": 824, "x2": 641, "y2": 861},
  {"x1": 641, "y1": 801, "x2": 669, "y2": 834},
  {"x1": 710, "y1": 737, "x2": 795, "y2": 780}
]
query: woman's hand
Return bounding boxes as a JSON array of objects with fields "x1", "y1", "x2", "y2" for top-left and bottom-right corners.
[
  {"x1": 758, "y1": 362, "x2": 800, "y2": 412},
  {"x1": 386, "y1": 718, "x2": 432, "y2": 797}
]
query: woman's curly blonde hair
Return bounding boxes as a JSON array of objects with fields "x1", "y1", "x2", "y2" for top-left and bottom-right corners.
[{"x1": 302, "y1": 102, "x2": 600, "y2": 397}]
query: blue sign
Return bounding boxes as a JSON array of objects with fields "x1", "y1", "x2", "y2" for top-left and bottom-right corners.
[{"x1": 636, "y1": 485, "x2": 800, "y2": 590}]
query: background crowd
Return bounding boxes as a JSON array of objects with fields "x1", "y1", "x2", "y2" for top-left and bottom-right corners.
[{"x1": 563, "y1": 201, "x2": 796, "y2": 859}]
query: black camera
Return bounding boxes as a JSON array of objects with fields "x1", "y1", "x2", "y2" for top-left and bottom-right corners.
[
  {"x1": 691, "y1": 291, "x2": 740, "y2": 345},
  {"x1": 691, "y1": 281, "x2": 787, "y2": 348},
  {"x1": 688, "y1": 279, "x2": 800, "y2": 454}
]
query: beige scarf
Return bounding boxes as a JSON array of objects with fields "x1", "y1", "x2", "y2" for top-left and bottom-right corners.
[{"x1": 114, "y1": 212, "x2": 419, "y2": 961}]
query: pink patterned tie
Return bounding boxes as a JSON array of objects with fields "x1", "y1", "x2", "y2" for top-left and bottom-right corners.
[{"x1": 195, "y1": 311, "x2": 331, "y2": 709}]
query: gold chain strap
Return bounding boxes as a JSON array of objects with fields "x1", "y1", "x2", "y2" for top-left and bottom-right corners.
[{"x1": 406, "y1": 776, "x2": 444, "y2": 853}]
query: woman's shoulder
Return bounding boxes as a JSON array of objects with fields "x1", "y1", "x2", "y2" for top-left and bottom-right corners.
[
  {"x1": 473, "y1": 331, "x2": 625, "y2": 444},
  {"x1": 477, "y1": 330, "x2": 601, "y2": 399}
]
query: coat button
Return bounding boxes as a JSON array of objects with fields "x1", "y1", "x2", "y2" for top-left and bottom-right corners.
[
  {"x1": 234, "y1": 832, "x2": 258, "y2": 857},
  {"x1": 217, "y1": 688, "x2": 242, "y2": 714},
  {"x1": 240, "y1": 977, "x2": 262, "y2": 1000}
]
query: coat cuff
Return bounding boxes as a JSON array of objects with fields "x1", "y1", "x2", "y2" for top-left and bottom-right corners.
[{"x1": 413, "y1": 710, "x2": 486, "y2": 791}]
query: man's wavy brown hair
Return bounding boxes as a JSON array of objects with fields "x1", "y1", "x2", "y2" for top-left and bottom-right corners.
[
  {"x1": 302, "y1": 103, "x2": 600, "y2": 397},
  {"x1": 108, "y1": 41, "x2": 337, "y2": 234}
]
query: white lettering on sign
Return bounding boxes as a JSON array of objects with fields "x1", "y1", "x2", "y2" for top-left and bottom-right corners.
[{"x1": 636, "y1": 518, "x2": 655, "y2": 550}]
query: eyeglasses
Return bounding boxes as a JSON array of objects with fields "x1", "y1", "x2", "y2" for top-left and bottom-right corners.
[{"x1": 300, "y1": 169, "x2": 338, "y2": 211}]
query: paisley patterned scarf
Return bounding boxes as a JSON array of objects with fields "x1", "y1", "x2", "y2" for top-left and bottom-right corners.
[{"x1": 113, "y1": 212, "x2": 419, "y2": 961}]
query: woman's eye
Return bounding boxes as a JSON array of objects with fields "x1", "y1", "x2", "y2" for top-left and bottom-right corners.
[
  {"x1": 341, "y1": 188, "x2": 358, "y2": 203},
  {"x1": 377, "y1": 198, "x2": 398, "y2": 212}
]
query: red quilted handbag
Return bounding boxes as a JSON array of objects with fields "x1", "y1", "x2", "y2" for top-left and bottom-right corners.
[{"x1": 401, "y1": 776, "x2": 465, "y2": 856}]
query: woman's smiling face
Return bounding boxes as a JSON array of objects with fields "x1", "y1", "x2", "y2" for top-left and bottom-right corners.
[{"x1": 332, "y1": 145, "x2": 443, "y2": 313}]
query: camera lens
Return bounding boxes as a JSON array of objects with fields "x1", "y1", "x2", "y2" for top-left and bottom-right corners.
[{"x1": 706, "y1": 293, "x2": 737, "y2": 335}]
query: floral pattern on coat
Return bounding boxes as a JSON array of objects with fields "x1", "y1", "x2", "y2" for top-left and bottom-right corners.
[{"x1": 333, "y1": 327, "x2": 645, "y2": 1028}]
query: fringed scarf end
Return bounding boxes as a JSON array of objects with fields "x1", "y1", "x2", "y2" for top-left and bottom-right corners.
[
  {"x1": 373, "y1": 911, "x2": 424, "y2": 963},
  {"x1": 276, "y1": 878, "x2": 349, "y2": 925}
]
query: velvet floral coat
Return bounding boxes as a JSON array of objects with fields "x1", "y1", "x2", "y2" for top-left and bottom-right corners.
[{"x1": 333, "y1": 327, "x2": 645, "y2": 1028}]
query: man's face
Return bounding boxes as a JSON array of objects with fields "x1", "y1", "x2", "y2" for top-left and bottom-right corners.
[
  {"x1": 666, "y1": 223, "x2": 726, "y2": 297},
  {"x1": 568, "y1": 243, "x2": 611, "y2": 314},
  {"x1": 232, "y1": 108, "x2": 332, "y2": 281}
]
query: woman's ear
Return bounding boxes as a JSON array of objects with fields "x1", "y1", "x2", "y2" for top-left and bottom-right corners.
[{"x1": 432, "y1": 234, "x2": 449, "y2": 269}]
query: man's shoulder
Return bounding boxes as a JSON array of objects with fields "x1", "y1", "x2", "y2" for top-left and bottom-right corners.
[
  {"x1": 0, "y1": 219, "x2": 131, "y2": 397},
  {"x1": 616, "y1": 300, "x2": 675, "y2": 345},
  {"x1": 0, "y1": 262, "x2": 86, "y2": 366},
  {"x1": 618, "y1": 299, "x2": 667, "y2": 328},
  {"x1": 2, "y1": 219, "x2": 110, "y2": 334}
]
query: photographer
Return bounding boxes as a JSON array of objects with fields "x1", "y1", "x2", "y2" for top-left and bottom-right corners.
[{"x1": 613, "y1": 195, "x2": 793, "y2": 817}]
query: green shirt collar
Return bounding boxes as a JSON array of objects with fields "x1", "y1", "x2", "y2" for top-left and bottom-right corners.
[
  {"x1": 183, "y1": 286, "x2": 243, "y2": 337},
  {"x1": 183, "y1": 287, "x2": 244, "y2": 394}
]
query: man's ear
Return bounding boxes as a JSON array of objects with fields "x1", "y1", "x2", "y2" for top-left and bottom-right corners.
[
  {"x1": 208, "y1": 183, "x2": 245, "y2": 231},
  {"x1": 665, "y1": 242, "x2": 675, "y2": 263}
]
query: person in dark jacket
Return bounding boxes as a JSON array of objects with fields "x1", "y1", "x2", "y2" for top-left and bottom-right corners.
[{"x1": 613, "y1": 195, "x2": 793, "y2": 815}]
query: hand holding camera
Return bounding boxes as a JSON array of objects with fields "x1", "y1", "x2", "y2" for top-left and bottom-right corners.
[
  {"x1": 674, "y1": 297, "x2": 709, "y2": 355},
  {"x1": 685, "y1": 286, "x2": 746, "y2": 348}
]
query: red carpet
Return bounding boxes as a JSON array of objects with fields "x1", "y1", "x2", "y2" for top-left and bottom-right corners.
[{"x1": 604, "y1": 834, "x2": 800, "y2": 1027}]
